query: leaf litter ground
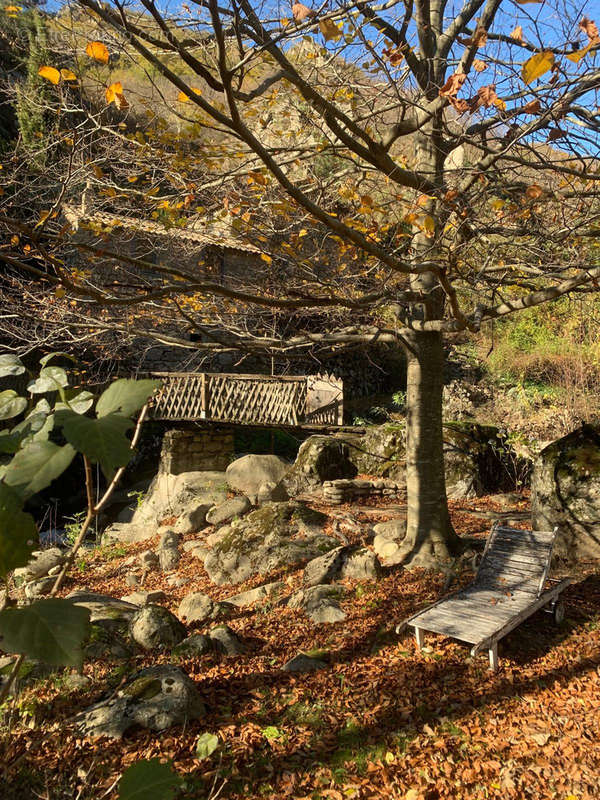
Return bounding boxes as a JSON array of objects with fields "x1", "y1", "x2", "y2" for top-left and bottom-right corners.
[{"x1": 1, "y1": 493, "x2": 599, "y2": 800}]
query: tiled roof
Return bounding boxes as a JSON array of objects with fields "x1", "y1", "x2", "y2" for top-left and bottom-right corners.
[{"x1": 62, "y1": 205, "x2": 261, "y2": 255}]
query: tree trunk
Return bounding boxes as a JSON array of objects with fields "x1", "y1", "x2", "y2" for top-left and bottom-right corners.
[{"x1": 402, "y1": 330, "x2": 460, "y2": 565}]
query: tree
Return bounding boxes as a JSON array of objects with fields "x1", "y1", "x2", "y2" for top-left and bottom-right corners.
[{"x1": 2, "y1": 0, "x2": 600, "y2": 565}]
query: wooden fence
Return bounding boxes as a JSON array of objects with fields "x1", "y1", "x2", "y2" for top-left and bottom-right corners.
[{"x1": 149, "y1": 372, "x2": 343, "y2": 427}]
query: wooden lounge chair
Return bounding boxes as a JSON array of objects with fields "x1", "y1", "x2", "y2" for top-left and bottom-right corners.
[{"x1": 401, "y1": 524, "x2": 571, "y2": 671}]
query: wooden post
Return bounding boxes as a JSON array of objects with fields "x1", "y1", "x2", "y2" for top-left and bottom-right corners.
[
  {"x1": 488, "y1": 643, "x2": 498, "y2": 672},
  {"x1": 415, "y1": 627, "x2": 425, "y2": 649}
]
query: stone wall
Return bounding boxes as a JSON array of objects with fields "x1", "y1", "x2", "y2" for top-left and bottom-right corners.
[{"x1": 159, "y1": 427, "x2": 234, "y2": 474}]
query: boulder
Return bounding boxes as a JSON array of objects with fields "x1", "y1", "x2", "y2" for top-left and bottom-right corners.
[
  {"x1": 139, "y1": 550, "x2": 159, "y2": 571},
  {"x1": 15, "y1": 547, "x2": 65, "y2": 583},
  {"x1": 173, "y1": 503, "x2": 213, "y2": 535},
  {"x1": 208, "y1": 624, "x2": 246, "y2": 656},
  {"x1": 75, "y1": 665, "x2": 205, "y2": 739},
  {"x1": 288, "y1": 584, "x2": 347, "y2": 624},
  {"x1": 225, "y1": 581, "x2": 283, "y2": 608},
  {"x1": 373, "y1": 519, "x2": 408, "y2": 566},
  {"x1": 257, "y1": 481, "x2": 289, "y2": 504},
  {"x1": 284, "y1": 436, "x2": 357, "y2": 496},
  {"x1": 532, "y1": 425, "x2": 600, "y2": 561},
  {"x1": 67, "y1": 591, "x2": 139, "y2": 626},
  {"x1": 129, "y1": 605, "x2": 187, "y2": 650},
  {"x1": 120, "y1": 590, "x2": 167, "y2": 607},
  {"x1": 24, "y1": 576, "x2": 55, "y2": 599},
  {"x1": 158, "y1": 545, "x2": 180, "y2": 572},
  {"x1": 303, "y1": 545, "x2": 381, "y2": 585},
  {"x1": 206, "y1": 496, "x2": 251, "y2": 526},
  {"x1": 282, "y1": 653, "x2": 327, "y2": 673},
  {"x1": 203, "y1": 502, "x2": 338, "y2": 586},
  {"x1": 205, "y1": 526, "x2": 232, "y2": 547},
  {"x1": 226, "y1": 455, "x2": 290, "y2": 504},
  {"x1": 126, "y1": 471, "x2": 229, "y2": 529},
  {"x1": 102, "y1": 522, "x2": 150, "y2": 545},
  {"x1": 344, "y1": 424, "x2": 406, "y2": 480},
  {"x1": 173, "y1": 633, "x2": 212, "y2": 657},
  {"x1": 177, "y1": 592, "x2": 232, "y2": 624}
]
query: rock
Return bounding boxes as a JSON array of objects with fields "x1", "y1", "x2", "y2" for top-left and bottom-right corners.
[
  {"x1": 75, "y1": 665, "x2": 204, "y2": 739},
  {"x1": 173, "y1": 503, "x2": 212, "y2": 535},
  {"x1": 373, "y1": 520, "x2": 408, "y2": 566},
  {"x1": 226, "y1": 455, "x2": 290, "y2": 504},
  {"x1": 303, "y1": 547, "x2": 347, "y2": 587},
  {"x1": 64, "y1": 672, "x2": 91, "y2": 691},
  {"x1": 282, "y1": 653, "x2": 327, "y2": 673},
  {"x1": 158, "y1": 530, "x2": 180, "y2": 549},
  {"x1": 225, "y1": 581, "x2": 283, "y2": 608},
  {"x1": 183, "y1": 540, "x2": 205, "y2": 552},
  {"x1": 16, "y1": 548, "x2": 65, "y2": 582},
  {"x1": 102, "y1": 522, "x2": 150, "y2": 545},
  {"x1": 288, "y1": 584, "x2": 347, "y2": 624},
  {"x1": 127, "y1": 471, "x2": 229, "y2": 529},
  {"x1": 208, "y1": 624, "x2": 246, "y2": 656},
  {"x1": 24, "y1": 576, "x2": 55, "y2": 599},
  {"x1": 257, "y1": 481, "x2": 289, "y2": 504},
  {"x1": 84, "y1": 624, "x2": 132, "y2": 661},
  {"x1": 206, "y1": 496, "x2": 251, "y2": 526},
  {"x1": 344, "y1": 424, "x2": 406, "y2": 480},
  {"x1": 173, "y1": 633, "x2": 212, "y2": 657},
  {"x1": 125, "y1": 573, "x2": 139, "y2": 588},
  {"x1": 284, "y1": 436, "x2": 357, "y2": 496},
  {"x1": 139, "y1": 550, "x2": 159, "y2": 571},
  {"x1": 532, "y1": 424, "x2": 600, "y2": 561},
  {"x1": 67, "y1": 591, "x2": 140, "y2": 626},
  {"x1": 120, "y1": 590, "x2": 168, "y2": 607},
  {"x1": 177, "y1": 592, "x2": 232, "y2": 624},
  {"x1": 187, "y1": 545, "x2": 209, "y2": 563},
  {"x1": 47, "y1": 564, "x2": 62, "y2": 576},
  {"x1": 206, "y1": 526, "x2": 231, "y2": 547},
  {"x1": 203, "y1": 502, "x2": 338, "y2": 586},
  {"x1": 129, "y1": 605, "x2": 187, "y2": 650},
  {"x1": 340, "y1": 547, "x2": 381, "y2": 580},
  {"x1": 158, "y1": 544, "x2": 180, "y2": 572}
]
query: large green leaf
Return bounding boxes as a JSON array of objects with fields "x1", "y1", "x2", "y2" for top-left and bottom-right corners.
[
  {"x1": 27, "y1": 366, "x2": 69, "y2": 394},
  {"x1": 1, "y1": 412, "x2": 55, "y2": 453},
  {"x1": 0, "y1": 483, "x2": 38, "y2": 576},
  {"x1": 39, "y1": 351, "x2": 77, "y2": 368},
  {"x1": 0, "y1": 390, "x2": 27, "y2": 421},
  {"x1": 96, "y1": 378, "x2": 160, "y2": 419},
  {"x1": 195, "y1": 732, "x2": 219, "y2": 759},
  {"x1": 0, "y1": 599, "x2": 90, "y2": 667},
  {"x1": 118, "y1": 759, "x2": 180, "y2": 800},
  {"x1": 55, "y1": 410, "x2": 133, "y2": 479},
  {"x1": 0, "y1": 354, "x2": 26, "y2": 378},
  {"x1": 3, "y1": 441, "x2": 77, "y2": 499},
  {"x1": 56, "y1": 389, "x2": 95, "y2": 415}
]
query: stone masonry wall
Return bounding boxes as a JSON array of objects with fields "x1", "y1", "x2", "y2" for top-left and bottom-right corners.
[{"x1": 159, "y1": 427, "x2": 234, "y2": 474}]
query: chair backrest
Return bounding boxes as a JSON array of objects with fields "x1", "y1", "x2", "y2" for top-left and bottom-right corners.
[{"x1": 475, "y1": 523, "x2": 558, "y2": 596}]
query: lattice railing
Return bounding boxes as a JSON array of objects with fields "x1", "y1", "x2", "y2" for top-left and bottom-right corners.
[{"x1": 149, "y1": 371, "x2": 342, "y2": 426}]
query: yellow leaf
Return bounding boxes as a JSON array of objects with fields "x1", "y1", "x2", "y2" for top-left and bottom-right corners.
[
  {"x1": 4, "y1": 5, "x2": 22, "y2": 11},
  {"x1": 260, "y1": 253, "x2": 272, "y2": 263},
  {"x1": 92, "y1": 165, "x2": 104, "y2": 179},
  {"x1": 85, "y1": 41, "x2": 109, "y2": 64},
  {"x1": 177, "y1": 88, "x2": 202, "y2": 102},
  {"x1": 54, "y1": 286, "x2": 66, "y2": 299},
  {"x1": 319, "y1": 18, "x2": 342, "y2": 42},
  {"x1": 566, "y1": 42, "x2": 593, "y2": 63},
  {"x1": 423, "y1": 215, "x2": 435, "y2": 237},
  {"x1": 491, "y1": 198, "x2": 506, "y2": 210},
  {"x1": 60, "y1": 68, "x2": 77, "y2": 81},
  {"x1": 113, "y1": 92, "x2": 129, "y2": 110},
  {"x1": 38, "y1": 66, "x2": 60, "y2": 85},
  {"x1": 105, "y1": 81, "x2": 123, "y2": 103},
  {"x1": 522, "y1": 51, "x2": 555, "y2": 84}
]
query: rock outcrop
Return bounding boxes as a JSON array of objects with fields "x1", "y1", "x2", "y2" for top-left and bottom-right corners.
[
  {"x1": 225, "y1": 454, "x2": 290, "y2": 504},
  {"x1": 532, "y1": 424, "x2": 600, "y2": 561},
  {"x1": 284, "y1": 436, "x2": 357, "y2": 496}
]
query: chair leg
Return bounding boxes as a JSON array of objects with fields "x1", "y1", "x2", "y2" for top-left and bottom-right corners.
[
  {"x1": 488, "y1": 643, "x2": 498, "y2": 672},
  {"x1": 415, "y1": 627, "x2": 425, "y2": 650}
]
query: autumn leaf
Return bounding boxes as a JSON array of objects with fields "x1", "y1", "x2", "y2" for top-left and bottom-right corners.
[
  {"x1": 38, "y1": 66, "x2": 60, "y2": 85},
  {"x1": 523, "y1": 99, "x2": 541, "y2": 114},
  {"x1": 60, "y1": 68, "x2": 77, "y2": 81},
  {"x1": 566, "y1": 42, "x2": 593, "y2": 63},
  {"x1": 86, "y1": 41, "x2": 109, "y2": 64},
  {"x1": 423, "y1": 215, "x2": 435, "y2": 237},
  {"x1": 319, "y1": 18, "x2": 342, "y2": 42},
  {"x1": 291, "y1": 2, "x2": 316, "y2": 22},
  {"x1": 470, "y1": 84, "x2": 504, "y2": 112},
  {"x1": 510, "y1": 25, "x2": 524, "y2": 43},
  {"x1": 547, "y1": 127, "x2": 566, "y2": 142},
  {"x1": 105, "y1": 82, "x2": 123, "y2": 103},
  {"x1": 521, "y1": 51, "x2": 554, "y2": 84},
  {"x1": 383, "y1": 47, "x2": 404, "y2": 66},
  {"x1": 525, "y1": 184, "x2": 543, "y2": 199},
  {"x1": 449, "y1": 96, "x2": 470, "y2": 114},
  {"x1": 439, "y1": 72, "x2": 467, "y2": 98},
  {"x1": 177, "y1": 88, "x2": 202, "y2": 102},
  {"x1": 579, "y1": 16, "x2": 599, "y2": 42},
  {"x1": 472, "y1": 59, "x2": 487, "y2": 72}
]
